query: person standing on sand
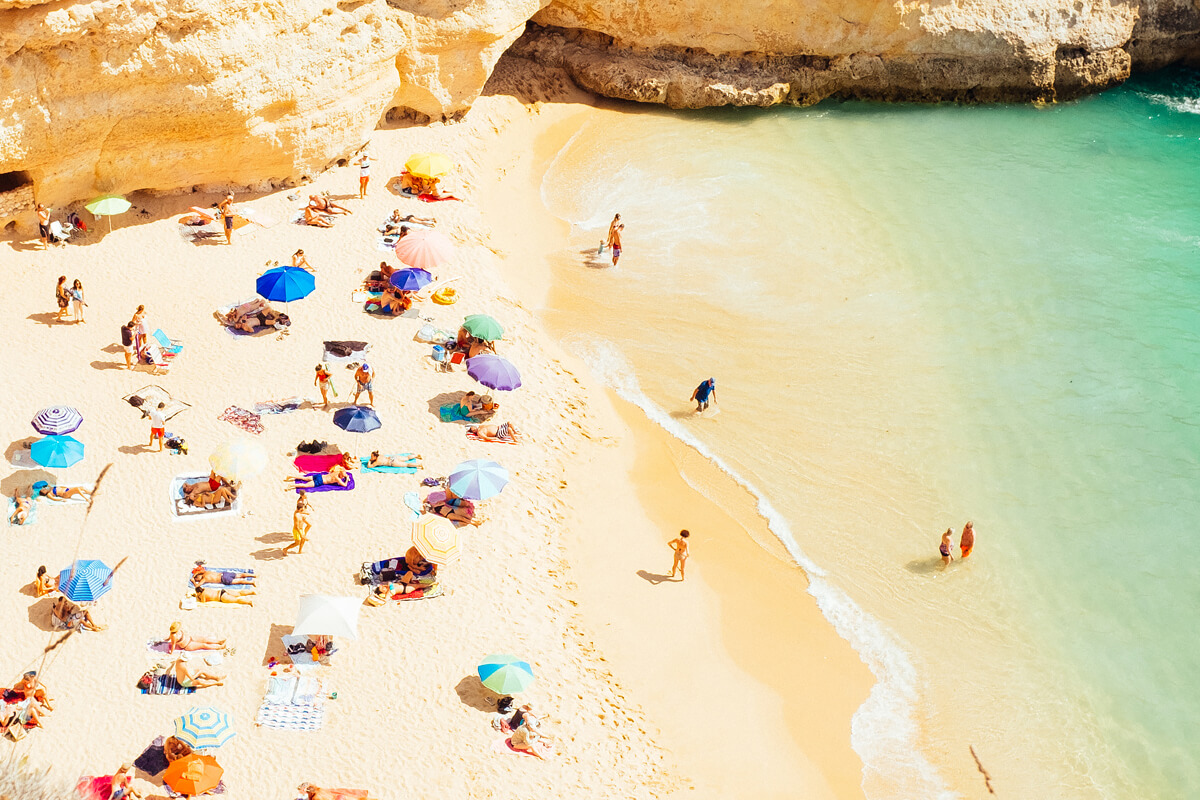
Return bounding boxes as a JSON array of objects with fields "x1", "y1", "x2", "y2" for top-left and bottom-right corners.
[
  {"x1": 690, "y1": 378, "x2": 716, "y2": 412},
  {"x1": 37, "y1": 204, "x2": 52, "y2": 248},
  {"x1": 960, "y1": 521, "x2": 975, "y2": 559},
  {"x1": 132, "y1": 304, "x2": 147, "y2": 359},
  {"x1": 70, "y1": 279, "x2": 87, "y2": 323},
  {"x1": 284, "y1": 492, "x2": 312, "y2": 555},
  {"x1": 668, "y1": 530, "x2": 690, "y2": 580},
  {"x1": 352, "y1": 363, "x2": 375, "y2": 406},
  {"x1": 610, "y1": 223, "x2": 624, "y2": 266},
  {"x1": 939, "y1": 528, "x2": 954, "y2": 567},
  {"x1": 314, "y1": 364, "x2": 335, "y2": 410},
  {"x1": 120, "y1": 321, "x2": 135, "y2": 369},
  {"x1": 601, "y1": 213, "x2": 621, "y2": 254},
  {"x1": 54, "y1": 276, "x2": 70, "y2": 321},
  {"x1": 148, "y1": 402, "x2": 166, "y2": 452},
  {"x1": 356, "y1": 152, "x2": 372, "y2": 199},
  {"x1": 218, "y1": 193, "x2": 235, "y2": 245}
]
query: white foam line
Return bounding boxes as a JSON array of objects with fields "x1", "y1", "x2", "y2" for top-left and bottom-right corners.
[{"x1": 570, "y1": 336, "x2": 954, "y2": 800}]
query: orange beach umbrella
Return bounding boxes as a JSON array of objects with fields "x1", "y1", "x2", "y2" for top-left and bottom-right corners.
[{"x1": 164, "y1": 754, "x2": 223, "y2": 796}]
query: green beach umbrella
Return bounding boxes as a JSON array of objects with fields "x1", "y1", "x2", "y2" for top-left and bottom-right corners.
[
  {"x1": 84, "y1": 194, "x2": 132, "y2": 232},
  {"x1": 477, "y1": 654, "x2": 535, "y2": 694},
  {"x1": 462, "y1": 314, "x2": 503, "y2": 342}
]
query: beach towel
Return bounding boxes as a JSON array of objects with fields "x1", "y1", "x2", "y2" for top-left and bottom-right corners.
[
  {"x1": 146, "y1": 639, "x2": 172, "y2": 655},
  {"x1": 257, "y1": 674, "x2": 326, "y2": 731},
  {"x1": 491, "y1": 735, "x2": 545, "y2": 757},
  {"x1": 253, "y1": 397, "x2": 304, "y2": 415},
  {"x1": 76, "y1": 775, "x2": 114, "y2": 800},
  {"x1": 281, "y1": 634, "x2": 334, "y2": 666},
  {"x1": 293, "y1": 453, "x2": 348, "y2": 473},
  {"x1": 294, "y1": 473, "x2": 355, "y2": 494},
  {"x1": 292, "y1": 209, "x2": 335, "y2": 226},
  {"x1": 7, "y1": 496, "x2": 36, "y2": 525},
  {"x1": 37, "y1": 486, "x2": 90, "y2": 505},
  {"x1": 424, "y1": 490, "x2": 477, "y2": 526},
  {"x1": 140, "y1": 673, "x2": 195, "y2": 695},
  {"x1": 466, "y1": 423, "x2": 521, "y2": 445},
  {"x1": 439, "y1": 403, "x2": 472, "y2": 423},
  {"x1": 403, "y1": 492, "x2": 422, "y2": 520},
  {"x1": 359, "y1": 453, "x2": 420, "y2": 474},
  {"x1": 219, "y1": 406, "x2": 265, "y2": 434},
  {"x1": 133, "y1": 736, "x2": 170, "y2": 776},
  {"x1": 363, "y1": 295, "x2": 421, "y2": 318},
  {"x1": 322, "y1": 340, "x2": 370, "y2": 364},
  {"x1": 419, "y1": 193, "x2": 461, "y2": 203},
  {"x1": 392, "y1": 584, "x2": 442, "y2": 601},
  {"x1": 124, "y1": 385, "x2": 191, "y2": 421},
  {"x1": 169, "y1": 474, "x2": 242, "y2": 520}
]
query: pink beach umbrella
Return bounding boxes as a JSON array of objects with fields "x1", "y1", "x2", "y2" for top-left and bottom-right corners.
[{"x1": 394, "y1": 230, "x2": 455, "y2": 270}]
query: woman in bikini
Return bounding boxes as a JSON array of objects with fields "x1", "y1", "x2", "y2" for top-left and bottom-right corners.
[
  {"x1": 314, "y1": 364, "x2": 333, "y2": 410},
  {"x1": 171, "y1": 656, "x2": 225, "y2": 688},
  {"x1": 10, "y1": 671, "x2": 53, "y2": 711},
  {"x1": 190, "y1": 565, "x2": 255, "y2": 588},
  {"x1": 307, "y1": 194, "x2": 352, "y2": 215},
  {"x1": 52, "y1": 596, "x2": 106, "y2": 630},
  {"x1": 292, "y1": 249, "x2": 313, "y2": 271},
  {"x1": 167, "y1": 622, "x2": 226, "y2": 653},
  {"x1": 32, "y1": 481, "x2": 91, "y2": 501},
  {"x1": 34, "y1": 566, "x2": 58, "y2": 597},
  {"x1": 194, "y1": 585, "x2": 255, "y2": 605},
  {"x1": 367, "y1": 452, "x2": 423, "y2": 468}
]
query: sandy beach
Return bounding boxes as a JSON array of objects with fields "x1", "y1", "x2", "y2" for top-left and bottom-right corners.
[{"x1": 0, "y1": 60, "x2": 875, "y2": 800}]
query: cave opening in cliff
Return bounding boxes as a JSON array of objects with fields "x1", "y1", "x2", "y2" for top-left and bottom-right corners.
[{"x1": 0, "y1": 170, "x2": 32, "y2": 194}]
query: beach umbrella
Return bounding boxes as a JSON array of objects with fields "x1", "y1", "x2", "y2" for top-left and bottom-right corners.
[
  {"x1": 256, "y1": 266, "x2": 315, "y2": 304},
  {"x1": 389, "y1": 267, "x2": 433, "y2": 292},
  {"x1": 31, "y1": 434, "x2": 85, "y2": 468},
  {"x1": 173, "y1": 707, "x2": 236, "y2": 749},
  {"x1": 208, "y1": 439, "x2": 267, "y2": 481},
  {"x1": 333, "y1": 405, "x2": 381, "y2": 434},
  {"x1": 477, "y1": 654, "x2": 535, "y2": 695},
  {"x1": 164, "y1": 754, "x2": 223, "y2": 797},
  {"x1": 31, "y1": 406, "x2": 83, "y2": 436},
  {"x1": 405, "y1": 152, "x2": 454, "y2": 179},
  {"x1": 294, "y1": 594, "x2": 362, "y2": 640},
  {"x1": 447, "y1": 459, "x2": 509, "y2": 500},
  {"x1": 411, "y1": 514, "x2": 461, "y2": 565},
  {"x1": 462, "y1": 314, "x2": 503, "y2": 342},
  {"x1": 394, "y1": 230, "x2": 455, "y2": 270},
  {"x1": 84, "y1": 194, "x2": 131, "y2": 232},
  {"x1": 466, "y1": 355, "x2": 522, "y2": 392},
  {"x1": 58, "y1": 559, "x2": 113, "y2": 603}
]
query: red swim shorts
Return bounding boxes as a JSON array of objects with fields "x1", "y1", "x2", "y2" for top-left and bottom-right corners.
[
  {"x1": 960, "y1": 545, "x2": 973, "y2": 558},
  {"x1": 151, "y1": 427, "x2": 165, "y2": 437}
]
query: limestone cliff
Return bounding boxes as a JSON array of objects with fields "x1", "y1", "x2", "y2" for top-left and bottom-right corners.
[{"x1": 1, "y1": 0, "x2": 1199, "y2": 219}]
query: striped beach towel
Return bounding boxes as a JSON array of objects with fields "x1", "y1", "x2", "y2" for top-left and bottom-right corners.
[
  {"x1": 465, "y1": 422, "x2": 521, "y2": 445},
  {"x1": 140, "y1": 674, "x2": 195, "y2": 695}
]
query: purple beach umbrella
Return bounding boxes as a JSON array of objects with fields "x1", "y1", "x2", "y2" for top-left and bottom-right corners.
[{"x1": 466, "y1": 354, "x2": 521, "y2": 392}]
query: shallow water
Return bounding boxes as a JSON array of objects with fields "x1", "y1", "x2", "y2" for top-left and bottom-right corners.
[{"x1": 536, "y1": 68, "x2": 1200, "y2": 798}]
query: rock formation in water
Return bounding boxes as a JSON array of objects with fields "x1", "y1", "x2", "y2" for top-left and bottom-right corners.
[{"x1": 1, "y1": 0, "x2": 1198, "y2": 219}]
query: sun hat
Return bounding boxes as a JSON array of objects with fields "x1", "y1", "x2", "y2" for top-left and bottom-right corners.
[{"x1": 32, "y1": 481, "x2": 48, "y2": 493}]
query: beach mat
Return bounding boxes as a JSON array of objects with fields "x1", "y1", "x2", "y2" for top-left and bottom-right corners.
[
  {"x1": 293, "y1": 453, "x2": 347, "y2": 473},
  {"x1": 133, "y1": 736, "x2": 170, "y2": 776},
  {"x1": 253, "y1": 397, "x2": 304, "y2": 415},
  {"x1": 169, "y1": 474, "x2": 241, "y2": 521},
  {"x1": 124, "y1": 385, "x2": 190, "y2": 421},
  {"x1": 466, "y1": 426, "x2": 521, "y2": 445},
  {"x1": 322, "y1": 340, "x2": 370, "y2": 364},
  {"x1": 359, "y1": 453, "x2": 420, "y2": 474},
  {"x1": 140, "y1": 674, "x2": 195, "y2": 695},
  {"x1": 37, "y1": 486, "x2": 90, "y2": 505},
  {"x1": 218, "y1": 406, "x2": 265, "y2": 434},
  {"x1": 257, "y1": 674, "x2": 326, "y2": 731},
  {"x1": 294, "y1": 473, "x2": 355, "y2": 493},
  {"x1": 7, "y1": 496, "x2": 37, "y2": 525},
  {"x1": 403, "y1": 491, "x2": 421, "y2": 520}
]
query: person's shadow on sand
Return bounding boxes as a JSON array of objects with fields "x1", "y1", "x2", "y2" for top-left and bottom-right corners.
[
  {"x1": 251, "y1": 531, "x2": 293, "y2": 561},
  {"x1": 637, "y1": 570, "x2": 676, "y2": 585},
  {"x1": 904, "y1": 558, "x2": 947, "y2": 575}
]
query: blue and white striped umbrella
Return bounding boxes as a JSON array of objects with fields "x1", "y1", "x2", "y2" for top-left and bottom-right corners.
[
  {"x1": 447, "y1": 459, "x2": 509, "y2": 501},
  {"x1": 31, "y1": 406, "x2": 83, "y2": 436},
  {"x1": 173, "y1": 706, "x2": 236, "y2": 749},
  {"x1": 58, "y1": 559, "x2": 112, "y2": 603}
]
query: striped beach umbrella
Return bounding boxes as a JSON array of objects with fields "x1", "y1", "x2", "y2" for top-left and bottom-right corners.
[
  {"x1": 447, "y1": 459, "x2": 509, "y2": 500},
  {"x1": 31, "y1": 434, "x2": 84, "y2": 468},
  {"x1": 173, "y1": 707, "x2": 236, "y2": 749},
  {"x1": 31, "y1": 406, "x2": 83, "y2": 436},
  {"x1": 58, "y1": 559, "x2": 112, "y2": 603},
  {"x1": 411, "y1": 514, "x2": 461, "y2": 565},
  {"x1": 466, "y1": 354, "x2": 521, "y2": 392},
  {"x1": 477, "y1": 654, "x2": 535, "y2": 695}
]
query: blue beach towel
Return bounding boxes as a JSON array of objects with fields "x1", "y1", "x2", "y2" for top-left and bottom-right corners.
[{"x1": 360, "y1": 453, "x2": 420, "y2": 474}]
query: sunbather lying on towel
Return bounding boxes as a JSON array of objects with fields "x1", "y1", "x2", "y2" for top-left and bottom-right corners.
[
  {"x1": 467, "y1": 422, "x2": 522, "y2": 444},
  {"x1": 52, "y1": 596, "x2": 106, "y2": 631},
  {"x1": 5, "y1": 671, "x2": 53, "y2": 711},
  {"x1": 426, "y1": 493, "x2": 479, "y2": 526},
  {"x1": 1, "y1": 701, "x2": 44, "y2": 731},
  {"x1": 367, "y1": 452, "x2": 423, "y2": 469},
  {"x1": 299, "y1": 783, "x2": 377, "y2": 800},
  {"x1": 184, "y1": 484, "x2": 238, "y2": 508},
  {"x1": 171, "y1": 656, "x2": 225, "y2": 689},
  {"x1": 397, "y1": 546, "x2": 437, "y2": 594},
  {"x1": 182, "y1": 471, "x2": 225, "y2": 498},
  {"x1": 191, "y1": 565, "x2": 256, "y2": 587},
  {"x1": 308, "y1": 194, "x2": 351, "y2": 215},
  {"x1": 31, "y1": 481, "x2": 91, "y2": 501},
  {"x1": 303, "y1": 206, "x2": 334, "y2": 228},
  {"x1": 383, "y1": 209, "x2": 435, "y2": 233},
  {"x1": 194, "y1": 585, "x2": 255, "y2": 605},
  {"x1": 284, "y1": 463, "x2": 351, "y2": 490},
  {"x1": 10, "y1": 491, "x2": 33, "y2": 524},
  {"x1": 168, "y1": 622, "x2": 226, "y2": 652}
]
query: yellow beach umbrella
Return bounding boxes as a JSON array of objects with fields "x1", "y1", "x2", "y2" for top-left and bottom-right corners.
[
  {"x1": 209, "y1": 439, "x2": 267, "y2": 481},
  {"x1": 405, "y1": 153, "x2": 454, "y2": 179},
  {"x1": 411, "y1": 514, "x2": 461, "y2": 565}
]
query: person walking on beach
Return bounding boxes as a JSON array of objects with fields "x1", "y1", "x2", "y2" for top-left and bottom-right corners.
[
  {"x1": 352, "y1": 363, "x2": 374, "y2": 406},
  {"x1": 54, "y1": 276, "x2": 70, "y2": 321},
  {"x1": 69, "y1": 279, "x2": 87, "y2": 323},
  {"x1": 314, "y1": 364, "x2": 335, "y2": 410},
  {"x1": 959, "y1": 521, "x2": 975, "y2": 559},
  {"x1": 37, "y1": 204, "x2": 52, "y2": 248},
  {"x1": 148, "y1": 402, "x2": 166, "y2": 452},
  {"x1": 600, "y1": 213, "x2": 620, "y2": 254},
  {"x1": 356, "y1": 152, "x2": 373, "y2": 199},
  {"x1": 939, "y1": 528, "x2": 954, "y2": 567},
  {"x1": 284, "y1": 491, "x2": 312, "y2": 555},
  {"x1": 610, "y1": 223, "x2": 624, "y2": 266},
  {"x1": 218, "y1": 193, "x2": 235, "y2": 245},
  {"x1": 668, "y1": 529, "x2": 690, "y2": 580},
  {"x1": 690, "y1": 378, "x2": 716, "y2": 412}
]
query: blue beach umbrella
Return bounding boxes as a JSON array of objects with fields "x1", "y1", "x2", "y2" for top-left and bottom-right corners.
[
  {"x1": 477, "y1": 654, "x2": 535, "y2": 695},
  {"x1": 58, "y1": 559, "x2": 113, "y2": 603},
  {"x1": 31, "y1": 406, "x2": 83, "y2": 436},
  {"x1": 389, "y1": 267, "x2": 433, "y2": 293},
  {"x1": 466, "y1": 355, "x2": 521, "y2": 392},
  {"x1": 447, "y1": 459, "x2": 509, "y2": 500},
  {"x1": 333, "y1": 405, "x2": 381, "y2": 434},
  {"x1": 256, "y1": 266, "x2": 315, "y2": 304},
  {"x1": 31, "y1": 435, "x2": 85, "y2": 468},
  {"x1": 173, "y1": 706, "x2": 236, "y2": 749}
]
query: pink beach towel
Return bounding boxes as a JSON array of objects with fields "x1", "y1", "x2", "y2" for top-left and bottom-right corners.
[
  {"x1": 293, "y1": 453, "x2": 348, "y2": 472},
  {"x1": 418, "y1": 193, "x2": 461, "y2": 203}
]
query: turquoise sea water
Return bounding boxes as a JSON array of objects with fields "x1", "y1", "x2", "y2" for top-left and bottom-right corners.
[{"x1": 538, "y1": 69, "x2": 1200, "y2": 798}]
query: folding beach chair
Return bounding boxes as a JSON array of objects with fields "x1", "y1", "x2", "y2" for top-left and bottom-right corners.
[{"x1": 151, "y1": 329, "x2": 183, "y2": 355}]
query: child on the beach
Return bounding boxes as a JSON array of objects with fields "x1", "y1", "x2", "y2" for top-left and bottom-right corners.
[{"x1": 668, "y1": 530, "x2": 690, "y2": 581}]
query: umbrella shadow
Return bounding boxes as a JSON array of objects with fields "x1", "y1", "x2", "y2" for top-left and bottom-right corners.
[
  {"x1": 27, "y1": 596, "x2": 57, "y2": 632},
  {"x1": 262, "y1": 623, "x2": 294, "y2": 665},
  {"x1": 1, "y1": 468, "x2": 57, "y2": 496},
  {"x1": 636, "y1": 570, "x2": 676, "y2": 585},
  {"x1": 427, "y1": 391, "x2": 472, "y2": 424},
  {"x1": 4, "y1": 438, "x2": 38, "y2": 468},
  {"x1": 454, "y1": 674, "x2": 502, "y2": 713}
]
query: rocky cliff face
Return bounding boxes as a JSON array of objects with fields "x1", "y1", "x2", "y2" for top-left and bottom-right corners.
[{"x1": 1, "y1": 0, "x2": 1198, "y2": 215}]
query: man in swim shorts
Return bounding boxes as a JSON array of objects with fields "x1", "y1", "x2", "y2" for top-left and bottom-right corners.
[
  {"x1": 148, "y1": 402, "x2": 166, "y2": 451},
  {"x1": 610, "y1": 223, "x2": 623, "y2": 266},
  {"x1": 691, "y1": 378, "x2": 716, "y2": 412},
  {"x1": 353, "y1": 363, "x2": 375, "y2": 406},
  {"x1": 218, "y1": 193, "x2": 235, "y2": 245}
]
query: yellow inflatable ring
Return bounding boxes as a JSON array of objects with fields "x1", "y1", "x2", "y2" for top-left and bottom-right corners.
[{"x1": 432, "y1": 287, "x2": 458, "y2": 305}]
